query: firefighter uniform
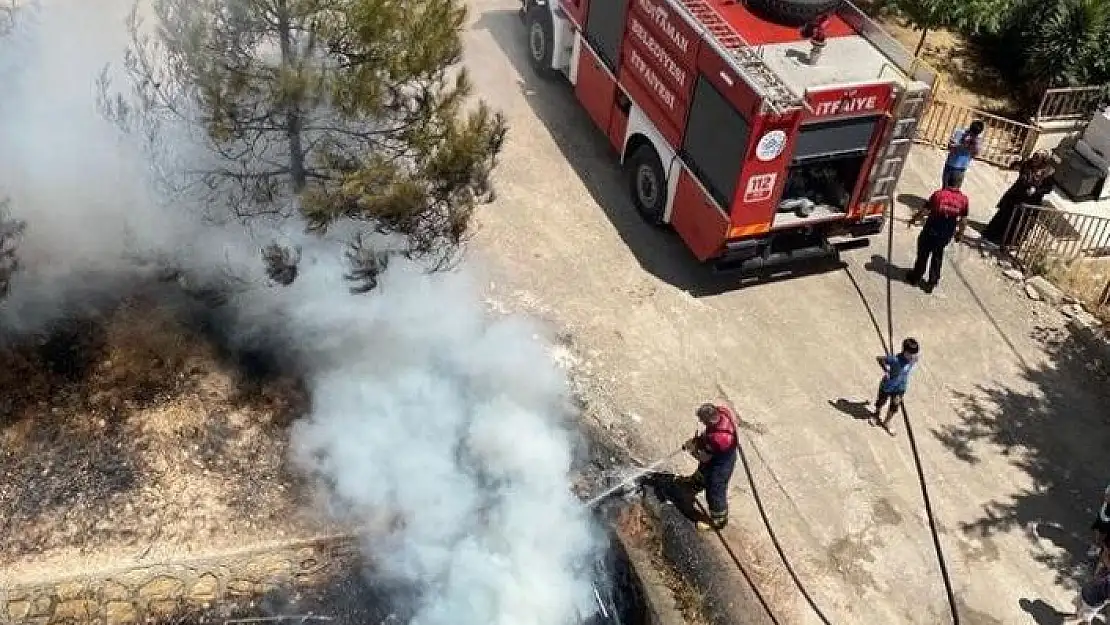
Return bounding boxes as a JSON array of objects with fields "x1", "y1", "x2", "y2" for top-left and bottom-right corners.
[{"x1": 686, "y1": 403, "x2": 739, "y2": 529}]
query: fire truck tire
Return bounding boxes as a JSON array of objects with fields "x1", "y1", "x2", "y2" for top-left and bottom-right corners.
[
  {"x1": 526, "y1": 7, "x2": 554, "y2": 76},
  {"x1": 627, "y1": 145, "x2": 667, "y2": 226},
  {"x1": 748, "y1": 0, "x2": 843, "y2": 25}
]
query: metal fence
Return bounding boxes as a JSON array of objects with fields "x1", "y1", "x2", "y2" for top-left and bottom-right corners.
[
  {"x1": 1003, "y1": 203, "x2": 1110, "y2": 306},
  {"x1": 1034, "y1": 86, "x2": 1109, "y2": 124},
  {"x1": 915, "y1": 98, "x2": 1035, "y2": 167}
]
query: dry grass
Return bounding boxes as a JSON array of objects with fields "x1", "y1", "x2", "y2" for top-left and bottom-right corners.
[
  {"x1": 0, "y1": 289, "x2": 324, "y2": 582},
  {"x1": 1042, "y1": 257, "x2": 1110, "y2": 323},
  {"x1": 854, "y1": 2, "x2": 1022, "y2": 117},
  {"x1": 618, "y1": 502, "x2": 711, "y2": 625}
]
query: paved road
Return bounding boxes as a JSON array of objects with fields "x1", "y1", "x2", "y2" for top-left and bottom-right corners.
[{"x1": 463, "y1": 4, "x2": 1110, "y2": 624}]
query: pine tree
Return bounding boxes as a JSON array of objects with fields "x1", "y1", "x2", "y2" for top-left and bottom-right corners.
[{"x1": 104, "y1": 0, "x2": 507, "y2": 288}]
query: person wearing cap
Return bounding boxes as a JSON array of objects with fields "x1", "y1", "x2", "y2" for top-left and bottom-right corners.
[
  {"x1": 871, "y1": 338, "x2": 920, "y2": 437},
  {"x1": 682, "y1": 402, "x2": 739, "y2": 530}
]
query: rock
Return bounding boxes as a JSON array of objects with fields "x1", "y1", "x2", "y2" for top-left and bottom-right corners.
[
  {"x1": 55, "y1": 581, "x2": 87, "y2": 601},
  {"x1": 30, "y1": 596, "x2": 52, "y2": 617},
  {"x1": 103, "y1": 580, "x2": 132, "y2": 601},
  {"x1": 138, "y1": 576, "x2": 185, "y2": 600},
  {"x1": 1076, "y1": 310, "x2": 1104, "y2": 328},
  {"x1": 1003, "y1": 268, "x2": 1025, "y2": 281},
  {"x1": 1027, "y1": 276, "x2": 1065, "y2": 305},
  {"x1": 148, "y1": 600, "x2": 181, "y2": 617},
  {"x1": 6, "y1": 600, "x2": 31, "y2": 620},
  {"x1": 226, "y1": 579, "x2": 256, "y2": 596},
  {"x1": 1061, "y1": 304, "x2": 1079, "y2": 317},
  {"x1": 106, "y1": 601, "x2": 138, "y2": 625},
  {"x1": 54, "y1": 599, "x2": 93, "y2": 620},
  {"x1": 1025, "y1": 284, "x2": 1042, "y2": 300},
  {"x1": 190, "y1": 573, "x2": 219, "y2": 600}
]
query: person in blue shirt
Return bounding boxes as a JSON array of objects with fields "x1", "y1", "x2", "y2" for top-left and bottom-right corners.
[
  {"x1": 871, "y1": 337, "x2": 920, "y2": 436},
  {"x1": 943, "y1": 120, "x2": 984, "y2": 189}
]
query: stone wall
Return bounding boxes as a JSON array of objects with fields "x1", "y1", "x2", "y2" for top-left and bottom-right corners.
[{"x1": 1, "y1": 535, "x2": 360, "y2": 625}]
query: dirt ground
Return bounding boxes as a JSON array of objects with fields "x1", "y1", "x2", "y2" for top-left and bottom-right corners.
[
  {"x1": 0, "y1": 289, "x2": 337, "y2": 586},
  {"x1": 855, "y1": 3, "x2": 1020, "y2": 115},
  {"x1": 462, "y1": 3, "x2": 1110, "y2": 623}
]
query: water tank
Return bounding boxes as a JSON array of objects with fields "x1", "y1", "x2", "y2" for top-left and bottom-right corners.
[{"x1": 747, "y1": 0, "x2": 845, "y2": 25}]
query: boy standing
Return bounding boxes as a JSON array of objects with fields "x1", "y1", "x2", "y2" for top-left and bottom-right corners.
[{"x1": 872, "y1": 338, "x2": 920, "y2": 436}]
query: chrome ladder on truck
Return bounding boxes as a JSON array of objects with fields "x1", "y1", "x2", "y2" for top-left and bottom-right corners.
[
  {"x1": 677, "y1": 0, "x2": 806, "y2": 114},
  {"x1": 863, "y1": 85, "x2": 930, "y2": 215}
]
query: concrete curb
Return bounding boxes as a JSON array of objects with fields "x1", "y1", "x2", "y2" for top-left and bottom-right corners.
[{"x1": 611, "y1": 522, "x2": 686, "y2": 625}]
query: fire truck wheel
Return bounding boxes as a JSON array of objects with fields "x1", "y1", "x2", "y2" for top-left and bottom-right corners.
[
  {"x1": 627, "y1": 146, "x2": 667, "y2": 226},
  {"x1": 748, "y1": 0, "x2": 843, "y2": 25},
  {"x1": 526, "y1": 7, "x2": 554, "y2": 76}
]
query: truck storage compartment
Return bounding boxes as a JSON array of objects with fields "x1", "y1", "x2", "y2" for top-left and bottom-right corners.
[{"x1": 775, "y1": 115, "x2": 879, "y2": 228}]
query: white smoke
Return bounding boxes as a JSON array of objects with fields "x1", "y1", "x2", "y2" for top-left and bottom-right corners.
[{"x1": 0, "y1": 1, "x2": 604, "y2": 624}]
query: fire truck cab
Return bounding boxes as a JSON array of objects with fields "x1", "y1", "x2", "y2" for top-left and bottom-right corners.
[{"x1": 521, "y1": 0, "x2": 937, "y2": 273}]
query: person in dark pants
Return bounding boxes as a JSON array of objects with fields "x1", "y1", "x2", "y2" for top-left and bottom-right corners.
[
  {"x1": 683, "y1": 403, "x2": 739, "y2": 531},
  {"x1": 906, "y1": 183, "x2": 970, "y2": 292},
  {"x1": 943, "y1": 120, "x2": 984, "y2": 188},
  {"x1": 1075, "y1": 545, "x2": 1110, "y2": 623},
  {"x1": 981, "y1": 150, "x2": 1055, "y2": 247},
  {"x1": 871, "y1": 337, "x2": 919, "y2": 437}
]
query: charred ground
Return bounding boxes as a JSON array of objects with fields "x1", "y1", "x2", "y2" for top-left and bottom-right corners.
[{"x1": 0, "y1": 278, "x2": 337, "y2": 582}]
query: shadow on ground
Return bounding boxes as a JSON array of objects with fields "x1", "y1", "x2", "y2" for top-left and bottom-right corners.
[
  {"x1": 829, "y1": 398, "x2": 875, "y2": 424},
  {"x1": 1019, "y1": 597, "x2": 1072, "y2": 625},
  {"x1": 931, "y1": 323, "x2": 1110, "y2": 587},
  {"x1": 472, "y1": 9, "x2": 849, "y2": 297}
]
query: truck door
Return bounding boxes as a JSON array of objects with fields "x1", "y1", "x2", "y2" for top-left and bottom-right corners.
[{"x1": 574, "y1": 0, "x2": 628, "y2": 132}]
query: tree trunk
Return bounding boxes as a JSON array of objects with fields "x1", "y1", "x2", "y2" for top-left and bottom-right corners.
[
  {"x1": 276, "y1": 0, "x2": 307, "y2": 192},
  {"x1": 914, "y1": 27, "x2": 929, "y2": 57}
]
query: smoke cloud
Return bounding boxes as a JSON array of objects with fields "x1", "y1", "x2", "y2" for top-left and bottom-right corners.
[{"x1": 0, "y1": 1, "x2": 603, "y2": 624}]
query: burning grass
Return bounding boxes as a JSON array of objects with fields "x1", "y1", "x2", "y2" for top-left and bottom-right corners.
[{"x1": 0, "y1": 283, "x2": 329, "y2": 581}]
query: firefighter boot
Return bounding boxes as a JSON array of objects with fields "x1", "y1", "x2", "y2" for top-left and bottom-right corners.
[{"x1": 696, "y1": 509, "x2": 728, "y2": 531}]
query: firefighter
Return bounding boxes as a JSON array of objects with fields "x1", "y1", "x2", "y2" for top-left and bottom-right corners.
[
  {"x1": 906, "y1": 181, "x2": 970, "y2": 292},
  {"x1": 801, "y1": 12, "x2": 831, "y2": 65},
  {"x1": 682, "y1": 402, "x2": 739, "y2": 530}
]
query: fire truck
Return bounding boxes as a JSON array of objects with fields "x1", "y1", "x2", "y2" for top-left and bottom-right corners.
[{"x1": 520, "y1": 0, "x2": 937, "y2": 272}]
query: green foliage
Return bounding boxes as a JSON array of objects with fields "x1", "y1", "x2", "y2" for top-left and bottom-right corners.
[
  {"x1": 985, "y1": 0, "x2": 1110, "y2": 103},
  {"x1": 881, "y1": 0, "x2": 1014, "y2": 36},
  {"x1": 105, "y1": 0, "x2": 507, "y2": 286}
]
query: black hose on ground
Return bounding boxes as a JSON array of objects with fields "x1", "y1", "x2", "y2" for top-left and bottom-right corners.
[
  {"x1": 710, "y1": 203, "x2": 961, "y2": 625},
  {"x1": 885, "y1": 212, "x2": 961, "y2": 624}
]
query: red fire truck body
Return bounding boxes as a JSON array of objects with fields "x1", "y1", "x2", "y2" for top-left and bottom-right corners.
[{"x1": 521, "y1": 0, "x2": 937, "y2": 272}]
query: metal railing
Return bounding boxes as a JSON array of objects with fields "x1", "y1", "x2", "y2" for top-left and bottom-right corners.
[
  {"x1": 915, "y1": 98, "x2": 1035, "y2": 167},
  {"x1": 1001, "y1": 203, "x2": 1110, "y2": 309},
  {"x1": 1003, "y1": 202, "x2": 1110, "y2": 269},
  {"x1": 1034, "y1": 86, "x2": 1109, "y2": 124}
]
